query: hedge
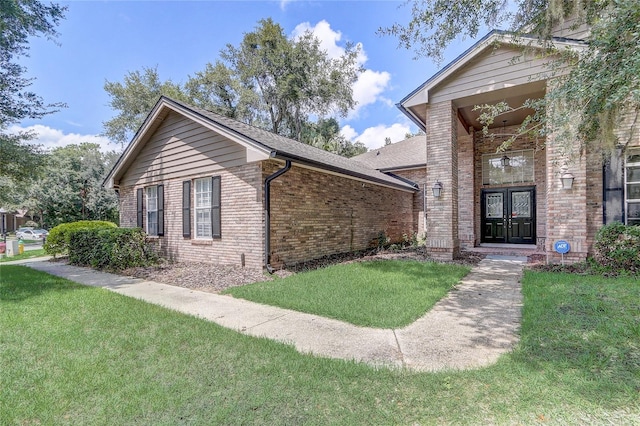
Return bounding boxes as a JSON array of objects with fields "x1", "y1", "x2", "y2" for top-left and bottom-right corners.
[
  {"x1": 593, "y1": 222, "x2": 640, "y2": 273},
  {"x1": 44, "y1": 220, "x2": 117, "y2": 257},
  {"x1": 69, "y1": 227, "x2": 157, "y2": 270}
]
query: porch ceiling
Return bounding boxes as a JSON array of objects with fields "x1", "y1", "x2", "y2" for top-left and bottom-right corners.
[{"x1": 455, "y1": 81, "x2": 546, "y2": 133}]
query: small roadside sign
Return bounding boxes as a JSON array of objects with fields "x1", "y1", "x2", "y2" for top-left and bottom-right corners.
[
  {"x1": 554, "y1": 240, "x2": 570, "y2": 254},
  {"x1": 554, "y1": 240, "x2": 570, "y2": 265}
]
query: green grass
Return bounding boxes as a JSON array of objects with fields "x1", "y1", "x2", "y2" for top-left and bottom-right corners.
[
  {"x1": 223, "y1": 260, "x2": 470, "y2": 328},
  {"x1": 0, "y1": 248, "x2": 46, "y2": 262},
  {"x1": 2, "y1": 266, "x2": 639, "y2": 425}
]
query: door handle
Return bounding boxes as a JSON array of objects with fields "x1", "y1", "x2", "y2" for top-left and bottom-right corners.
[{"x1": 508, "y1": 218, "x2": 512, "y2": 228}]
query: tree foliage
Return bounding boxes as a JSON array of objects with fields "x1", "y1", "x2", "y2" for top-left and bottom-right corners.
[
  {"x1": 301, "y1": 118, "x2": 367, "y2": 157},
  {"x1": 103, "y1": 67, "x2": 187, "y2": 147},
  {"x1": 30, "y1": 143, "x2": 120, "y2": 228},
  {"x1": 0, "y1": 0, "x2": 66, "y2": 184},
  {"x1": 104, "y1": 18, "x2": 362, "y2": 153},
  {"x1": 381, "y1": 0, "x2": 639, "y2": 151}
]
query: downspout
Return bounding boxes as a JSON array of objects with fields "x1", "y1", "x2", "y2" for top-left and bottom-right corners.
[{"x1": 264, "y1": 160, "x2": 291, "y2": 273}]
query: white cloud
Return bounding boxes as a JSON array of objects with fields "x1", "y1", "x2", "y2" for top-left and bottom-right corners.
[
  {"x1": 350, "y1": 70, "x2": 391, "y2": 118},
  {"x1": 8, "y1": 124, "x2": 117, "y2": 153},
  {"x1": 292, "y1": 20, "x2": 390, "y2": 118},
  {"x1": 280, "y1": 0, "x2": 294, "y2": 11},
  {"x1": 341, "y1": 123, "x2": 411, "y2": 150},
  {"x1": 292, "y1": 20, "x2": 346, "y2": 61}
]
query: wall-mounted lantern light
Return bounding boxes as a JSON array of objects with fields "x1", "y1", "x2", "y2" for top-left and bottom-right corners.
[
  {"x1": 500, "y1": 155, "x2": 511, "y2": 167},
  {"x1": 432, "y1": 181, "x2": 443, "y2": 198},
  {"x1": 561, "y1": 171, "x2": 575, "y2": 190}
]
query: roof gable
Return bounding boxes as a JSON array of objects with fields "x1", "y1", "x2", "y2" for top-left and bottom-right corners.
[
  {"x1": 398, "y1": 30, "x2": 587, "y2": 127},
  {"x1": 105, "y1": 97, "x2": 418, "y2": 192}
]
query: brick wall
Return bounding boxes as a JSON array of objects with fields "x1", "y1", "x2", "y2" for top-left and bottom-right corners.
[
  {"x1": 457, "y1": 128, "x2": 475, "y2": 248},
  {"x1": 120, "y1": 162, "x2": 265, "y2": 269},
  {"x1": 392, "y1": 167, "x2": 427, "y2": 237},
  {"x1": 265, "y1": 161, "x2": 416, "y2": 267},
  {"x1": 426, "y1": 101, "x2": 459, "y2": 260}
]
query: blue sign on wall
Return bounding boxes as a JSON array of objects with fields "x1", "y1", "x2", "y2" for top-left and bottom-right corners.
[{"x1": 554, "y1": 240, "x2": 571, "y2": 254}]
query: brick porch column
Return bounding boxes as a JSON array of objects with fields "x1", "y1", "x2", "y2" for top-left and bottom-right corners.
[
  {"x1": 426, "y1": 101, "x2": 459, "y2": 260},
  {"x1": 545, "y1": 132, "x2": 589, "y2": 263}
]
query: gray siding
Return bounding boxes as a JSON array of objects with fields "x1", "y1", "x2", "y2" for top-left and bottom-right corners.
[
  {"x1": 430, "y1": 46, "x2": 559, "y2": 104},
  {"x1": 120, "y1": 111, "x2": 247, "y2": 187}
]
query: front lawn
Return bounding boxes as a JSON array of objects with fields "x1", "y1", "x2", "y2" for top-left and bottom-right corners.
[
  {"x1": 0, "y1": 248, "x2": 46, "y2": 263},
  {"x1": 2, "y1": 266, "x2": 639, "y2": 424},
  {"x1": 223, "y1": 260, "x2": 470, "y2": 328}
]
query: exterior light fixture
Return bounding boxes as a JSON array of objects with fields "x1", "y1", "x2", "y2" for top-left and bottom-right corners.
[
  {"x1": 432, "y1": 181, "x2": 443, "y2": 198},
  {"x1": 561, "y1": 171, "x2": 575, "y2": 190},
  {"x1": 500, "y1": 155, "x2": 511, "y2": 167}
]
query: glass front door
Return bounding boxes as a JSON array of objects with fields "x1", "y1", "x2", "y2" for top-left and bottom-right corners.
[{"x1": 481, "y1": 187, "x2": 535, "y2": 244}]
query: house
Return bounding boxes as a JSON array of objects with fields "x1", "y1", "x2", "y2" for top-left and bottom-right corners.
[
  {"x1": 106, "y1": 19, "x2": 638, "y2": 269},
  {"x1": 104, "y1": 96, "x2": 420, "y2": 270},
  {"x1": 397, "y1": 25, "x2": 639, "y2": 263},
  {"x1": 0, "y1": 208, "x2": 28, "y2": 234}
]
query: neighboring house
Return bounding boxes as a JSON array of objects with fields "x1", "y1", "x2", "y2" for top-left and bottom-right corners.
[
  {"x1": 105, "y1": 96, "x2": 419, "y2": 270},
  {"x1": 397, "y1": 25, "x2": 639, "y2": 263},
  {"x1": 0, "y1": 208, "x2": 28, "y2": 234}
]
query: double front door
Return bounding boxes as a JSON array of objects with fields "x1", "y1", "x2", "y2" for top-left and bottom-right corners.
[{"x1": 481, "y1": 187, "x2": 535, "y2": 244}]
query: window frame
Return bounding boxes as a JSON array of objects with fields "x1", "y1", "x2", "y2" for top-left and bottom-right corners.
[
  {"x1": 482, "y1": 149, "x2": 535, "y2": 186},
  {"x1": 194, "y1": 177, "x2": 212, "y2": 239},
  {"x1": 146, "y1": 185, "x2": 159, "y2": 236},
  {"x1": 625, "y1": 150, "x2": 640, "y2": 226}
]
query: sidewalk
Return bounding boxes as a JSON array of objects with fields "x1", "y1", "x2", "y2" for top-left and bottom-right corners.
[{"x1": 8, "y1": 256, "x2": 525, "y2": 372}]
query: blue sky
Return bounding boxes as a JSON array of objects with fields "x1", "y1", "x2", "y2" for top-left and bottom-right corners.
[{"x1": 13, "y1": 0, "x2": 475, "y2": 152}]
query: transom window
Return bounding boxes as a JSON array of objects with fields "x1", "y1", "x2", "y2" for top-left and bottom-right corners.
[
  {"x1": 146, "y1": 186, "x2": 158, "y2": 236},
  {"x1": 195, "y1": 177, "x2": 212, "y2": 238},
  {"x1": 482, "y1": 149, "x2": 535, "y2": 185},
  {"x1": 625, "y1": 151, "x2": 640, "y2": 226}
]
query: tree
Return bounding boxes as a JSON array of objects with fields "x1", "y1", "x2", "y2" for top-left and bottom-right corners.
[
  {"x1": 104, "y1": 19, "x2": 361, "y2": 147},
  {"x1": 380, "y1": 0, "x2": 639, "y2": 151},
  {"x1": 103, "y1": 67, "x2": 187, "y2": 148},
  {"x1": 31, "y1": 143, "x2": 119, "y2": 228},
  {"x1": 0, "y1": 0, "x2": 66, "y2": 186},
  {"x1": 301, "y1": 118, "x2": 367, "y2": 157}
]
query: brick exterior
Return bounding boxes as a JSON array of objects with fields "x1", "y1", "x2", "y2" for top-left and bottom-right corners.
[
  {"x1": 391, "y1": 167, "x2": 427, "y2": 237},
  {"x1": 426, "y1": 101, "x2": 459, "y2": 260},
  {"x1": 119, "y1": 159, "x2": 417, "y2": 270},
  {"x1": 120, "y1": 163, "x2": 265, "y2": 269},
  {"x1": 264, "y1": 161, "x2": 416, "y2": 268}
]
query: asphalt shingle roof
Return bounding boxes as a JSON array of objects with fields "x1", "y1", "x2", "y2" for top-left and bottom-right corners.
[
  {"x1": 165, "y1": 97, "x2": 418, "y2": 191},
  {"x1": 351, "y1": 136, "x2": 426, "y2": 171}
]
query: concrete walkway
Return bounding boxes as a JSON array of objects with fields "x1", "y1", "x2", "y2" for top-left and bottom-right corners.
[{"x1": 7, "y1": 256, "x2": 525, "y2": 372}]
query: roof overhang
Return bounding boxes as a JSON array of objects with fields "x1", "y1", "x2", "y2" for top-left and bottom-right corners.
[
  {"x1": 271, "y1": 153, "x2": 418, "y2": 192},
  {"x1": 398, "y1": 30, "x2": 587, "y2": 127},
  {"x1": 104, "y1": 97, "x2": 272, "y2": 189}
]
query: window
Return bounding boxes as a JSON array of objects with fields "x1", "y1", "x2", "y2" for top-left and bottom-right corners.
[
  {"x1": 195, "y1": 178, "x2": 211, "y2": 238},
  {"x1": 626, "y1": 151, "x2": 640, "y2": 226},
  {"x1": 146, "y1": 186, "x2": 158, "y2": 236},
  {"x1": 482, "y1": 149, "x2": 535, "y2": 185},
  {"x1": 193, "y1": 176, "x2": 221, "y2": 239}
]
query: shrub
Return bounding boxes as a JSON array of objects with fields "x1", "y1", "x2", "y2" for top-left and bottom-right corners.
[
  {"x1": 44, "y1": 220, "x2": 117, "y2": 257},
  {"x1": 593, "y1": 222, "x2": 640, "y2": 273},
  {"x1": 69, "y1": 227, "x2": 157, "y2": 270}
]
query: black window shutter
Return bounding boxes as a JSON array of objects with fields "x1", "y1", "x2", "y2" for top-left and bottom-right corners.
[
  {"x1": 211, "y1": 176, "x2": 221, "y2": 238},
  {"x1": 136, "y1": 188, "x2": 144, "y2": 228},
  {"x1": 182, "y1": 181, "x2": 191, "y2": 238},
  {"x1": 157, "y1": 184, "x2": 164, "y2": 236}
]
